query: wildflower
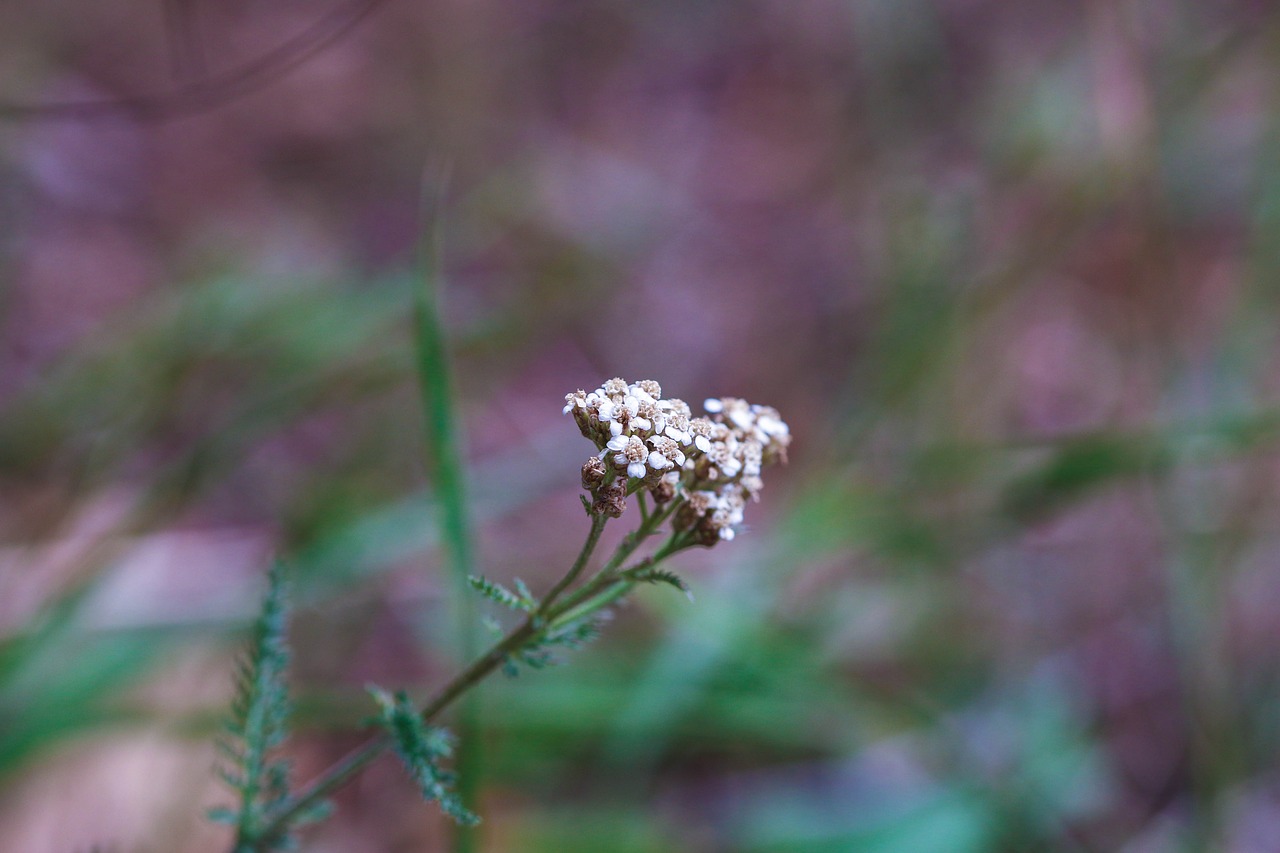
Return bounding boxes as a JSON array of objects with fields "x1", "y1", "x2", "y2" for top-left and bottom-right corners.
[
  {"x1": 635, "y1": 379, "x2": 662, "y2": 399},
  {"x1": 567, "y1": 378, "x2": 789, "y2": 543},
  {"x1": 581, "y1": 456, "x2": 607, "y2": 490},
  {"x1": 651, "y1": 472, "x2": 678, "y2": 504},
  {"x1": 607, "y1": 434, "x2": 650, "y2": 479},
  {"x1": 647, "y1": 435, "x2": 686, "y2": 469},
  {"x1": 592, "y1": 481, "x2": 628, "y2": 518},
  {"x1": 687, "y1": 418, "x2": 715, "y2": 453}
]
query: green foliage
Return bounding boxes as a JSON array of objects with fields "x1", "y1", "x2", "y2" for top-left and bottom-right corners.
[
  {"x1": 1000, "y1": 436, "x2": 1162, "y2": 522},
  {"x1": 367, "y1": 686, "x2": 479, "y2": 826},
  {"x1": 468, "y1": 574, "x2": 537, "y2": 612},
  {"x1": 412, "y1": 178, "x2": 482, "y2": 853},
  {"x1": 629, "y1": 567, "x2": 693, "y2": 601},
  {"x1": 0, "y1": 582, "x2": 162, "y2": 781},
  {"x1": 504, "y1": 615, "x2": 609, "y2": 677},
  {"x1": 210, "y1": 561, "x2": 327, "y2": 851}
]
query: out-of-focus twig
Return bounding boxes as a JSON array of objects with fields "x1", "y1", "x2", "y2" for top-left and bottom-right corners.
[{"x1": 0, "y1": 0, "x2": 394, "y2": 123}]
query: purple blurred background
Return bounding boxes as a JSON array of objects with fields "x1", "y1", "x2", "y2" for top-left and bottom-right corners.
[{"x1": 3, "y1": 1, "x2": 1280, "y2": 851}]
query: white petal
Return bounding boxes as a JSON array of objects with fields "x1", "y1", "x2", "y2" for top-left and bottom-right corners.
[
  {"x1": 719, "y1": 526, "x2": 735, "y2": 541},
  {"x1": 615, "y1": 453, "x2": 629, "y2": 465},
  {"x1": 647, "y1": 451, "x2": 673, "y2": 470},
  {"x1": 628, "y1": 461, "x2": 647, "y2": 479},
  {"x1": 673, "y1": 450, "x2": 686, "y2": 466},
  {"x1": 632, "y1": 417, "x2": 651, "y2": 431},
  {"x1": 598, "y1": 400, "x2": 615, "y2": 421},
  {"x1": 695, "y1": 435, "x2": 711, "y2": 453},
  {"x1": 563, "y1": 403, "x2": 573, "y2": 414},
  {"x1": 703, "y1": 398, "x2": 723, "y2": 413},
  {"x1": 610, "y1": 420, "x2": 624, "y2": 437},
  {"x1": 758, "y1": 415, "x2": 787, "y2": 436},
  {"x1": 607, "y1": 436, "x2": 628, "y2": 451}
]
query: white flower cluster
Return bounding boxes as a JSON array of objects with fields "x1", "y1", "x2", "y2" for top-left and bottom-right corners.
[{"x1": 566, "y1": 378, "x2": 790, "y2": 543}]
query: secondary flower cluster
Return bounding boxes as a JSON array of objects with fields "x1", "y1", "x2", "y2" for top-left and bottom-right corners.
[{"x1": 565, "y1": 378, "x2": 790, "y2": 543}]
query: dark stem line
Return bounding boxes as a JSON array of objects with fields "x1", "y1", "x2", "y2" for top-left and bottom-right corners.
[{"x1": 0, "y1": 0, "x2": 393, "y2": 122}]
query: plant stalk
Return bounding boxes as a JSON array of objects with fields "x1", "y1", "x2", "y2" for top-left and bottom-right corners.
[{"x1": 251, "y1": 510, "x2": 640, "y2": 850}]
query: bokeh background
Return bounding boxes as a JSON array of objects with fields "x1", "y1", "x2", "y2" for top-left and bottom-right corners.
[{"x1": 3, "y1": 0, "x2": 1280, "y2": 850}]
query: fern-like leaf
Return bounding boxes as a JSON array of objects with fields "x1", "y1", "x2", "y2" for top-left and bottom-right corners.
[
  {"x1": 631, "y1": 567, "x2": 694, "y2": 601},
  {"x1": 503, "y1": 613, "x2": 609, "y2": 675},
  {"x1": 367, "y1": 686, "x2": 480, "y2": 826},
  {"x1": 209, "y1": 560, "x2": 322, "y2": 850},
  {"x1": 467, "y1": 574, "x2": 535, "y2": 612}
]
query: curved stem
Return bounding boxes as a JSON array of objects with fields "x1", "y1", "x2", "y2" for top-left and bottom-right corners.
[
  {"x1": 253, "y1": 618, "x2": 541, "y2": 848},
  {"x1": 249, "y1": 502, "x2": 679, "y2": 851}
]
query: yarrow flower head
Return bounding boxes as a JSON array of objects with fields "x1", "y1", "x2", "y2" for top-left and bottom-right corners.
[{"x1": 565, "y1": 378, "x2": 790, "y2": 545}]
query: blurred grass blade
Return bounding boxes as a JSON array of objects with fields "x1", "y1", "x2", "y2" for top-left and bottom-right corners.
[
  {"x1": 412, "y1": 170, "x2": 480, "y2": 852},
  {"x1": 0, "y1": 579, "x2": 163, "y2": 779}
]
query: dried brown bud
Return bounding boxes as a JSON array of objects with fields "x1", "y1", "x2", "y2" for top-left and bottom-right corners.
[
  {"x1": 592, "y1": 481, "x2": 627, "y2": 518},
  {"x1": 692, "y1": 520, "x2": 723, "y2": 547},
  {"x1": 673, "y1": 501, "x2": 699, "y2": 532},
  {"x1": 581, "y1": 456, "x2": 607, "y2": 490},
  {"x1": 651, "y1": 478, "x2": 676, "y2": 504}
]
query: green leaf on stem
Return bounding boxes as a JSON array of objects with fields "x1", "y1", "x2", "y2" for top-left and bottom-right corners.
[
  {"x1": 468, "y1": 575, "x2": 535, "y2": 612},
  {"x1": 211, "y1": 560, "x2": 326, "y2": 851},
  {"x1": 629, "y1": 568, "x2": 694, "y2": 601},
  {"x1": 367, "y1": 686, "x2": 480, "y2": 826}
]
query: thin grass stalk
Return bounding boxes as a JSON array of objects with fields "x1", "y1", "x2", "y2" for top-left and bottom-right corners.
[{"x1": 412, "y1": 170, "x2": 480, "y2": 853}]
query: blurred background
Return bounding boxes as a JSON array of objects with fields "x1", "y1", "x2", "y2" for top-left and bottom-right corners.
[{"x1": 2, "y1": 0, "x2": 1280, "y2": 850}]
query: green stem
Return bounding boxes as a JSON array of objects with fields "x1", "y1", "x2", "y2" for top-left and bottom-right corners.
[
  {"x1": 538, "y1": 513, "x2": 608, "y2": 613},
  {"x1": 249, "y1": 501, "x2": 680, "y2": 851},
  {"x1": 545, "y1": 539, "x2": 688, "y2": 629},
  {"x1": 253, "y1": 617, "x2": 542, "y2": 849},
  {"x1": 587, "y1": 498, "x2": 681, "y2": 585}
]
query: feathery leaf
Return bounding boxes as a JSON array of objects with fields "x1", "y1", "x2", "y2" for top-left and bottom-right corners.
[
  {"x1": 210, "y1": 560, "x2": 326, "y2": 850},
  {"x1": 367, "y1": 686, "x2": 480, "y2": 826},
  {"x1": 467, "y1": 574, "x2": 535, "y2": 612},
  {"x1": 631, "y1": 567, "x2": 694, "y2": 601}
]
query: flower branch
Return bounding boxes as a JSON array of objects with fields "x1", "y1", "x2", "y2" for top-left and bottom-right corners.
[{"x1": 216, "y1": 378, "x2": 790, "y2": 851}]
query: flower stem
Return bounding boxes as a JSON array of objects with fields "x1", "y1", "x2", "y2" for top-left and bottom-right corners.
[
  {"x1": 538, "y1": 513, "x2": 608, "y2": 612},
  {"x1": 252, "y1": 616, "x2": 543, "y2": 850},
  {"x1": 248, "y1": 501, "x2": 679, "y2": 852},
  {"x1": 249, "y1": 513, "x2": 612, "y2": 850}
]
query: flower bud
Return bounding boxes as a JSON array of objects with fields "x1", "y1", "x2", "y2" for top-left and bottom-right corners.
[
  {"x1": 581, "y1": 456, "x2": 607, "y2": 490},
  {"x1": 651, "y1": 478, "x2": 676, "y2": 504},
  {"x1": 592, "y1": 481, "x2": 627, "y2": 518}
]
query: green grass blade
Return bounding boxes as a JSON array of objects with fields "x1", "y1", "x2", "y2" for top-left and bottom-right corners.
[{"x1": 411, "y1": 171, "x2": 481, "y2": 853}]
